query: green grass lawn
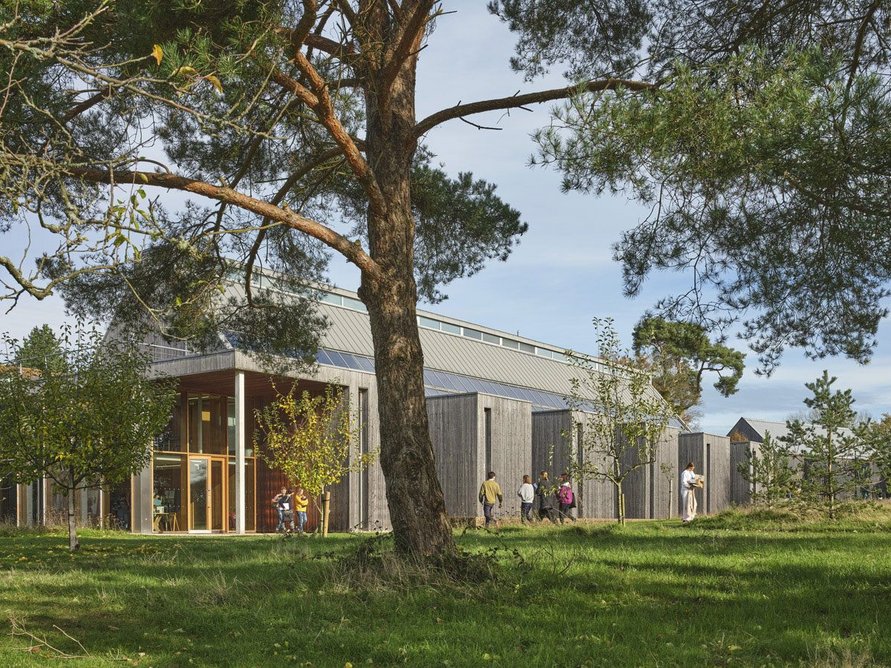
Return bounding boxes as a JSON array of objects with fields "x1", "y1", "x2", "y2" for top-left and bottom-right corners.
[{"x1": 2, "y1": 505, "x2": 890, "y2": 667}]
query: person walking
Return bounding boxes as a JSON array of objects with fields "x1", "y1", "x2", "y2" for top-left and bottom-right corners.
[
  {"x1": 517, "y1": 474, "x2": 535, "y2": 523},
  {"x1": 294, "y1": 486, "x2": 309, "y2": 534},
  {"x1": 535, "y1": 471, "x2": 561, "y2": 524},
  {"x1": 681, "y1": 462, "x2": 699, "y2": 523},
  {"x1": 478, "y1": 471, "x2": 503, "y2": 529},
  {"x1": 272, "y1": 487, "x2": 293, "y2": 532},
  {"x1": 557, "y1": 473, "x2": 577, "y2": 522}
]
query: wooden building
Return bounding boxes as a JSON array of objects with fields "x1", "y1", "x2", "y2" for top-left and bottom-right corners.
[
  {"x1": 531, "y1": 410, "x2": 617, "y2": 518},
  {"x1": 621, "y1": 427, "x2": 682, "y2": 520},
  {"x1": 427, "y1": 393, "x2": 532, "y2": 522},
  {"x1": 8, "y1": 281, "x2": 681, "y2": 533},
  {"x1": 678, "y1": 432, "x2": 733, "y2": 516}
]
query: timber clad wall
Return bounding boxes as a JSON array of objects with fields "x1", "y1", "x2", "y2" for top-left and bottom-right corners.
[
  {"x1": 622, "y1": 438, "x2": 648, "y2": 520},
  {"x1": 427, "y1": 393, "x2": 532, "y2": 521},
  {"x1": 621, "y1": 429, "x2": 683, "y2": 520},
  {"x1": 678, "y1": 433, "x2": 732, "y2": 516},
  {"x1": 532, "y1": 410, "x2": 574, "y2": 477},
  {"x1": 623, "y1": 427, "x2": 686, "y2": 519},
  {"x1": 649, "y1": 428, "x2": 681, "y2": 519},
  {"x1": 428, "y1": 394, "x2": 479, "y2": 518},
  {"x1": 532, "y1": 410, "x2": 616, "y2": 518},
  {"x1": 480, "y1": 394, "x2": 532, "y2": 519},
  {"x1": 730, "y1": 441, "x2": 760, "y2": 505}
]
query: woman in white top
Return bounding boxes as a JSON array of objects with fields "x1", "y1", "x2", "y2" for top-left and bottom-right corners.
[
  {"x1": 681, "y1": 462, "x2": 698, "y2": 523},
  {"x1": 517, "y1": 475, "x2": 535, "y2": 523}
]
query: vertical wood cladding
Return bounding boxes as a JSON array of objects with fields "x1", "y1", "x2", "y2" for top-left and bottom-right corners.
[
  {"x1": 617, "y1": 428, "x2": 681, "y2": 519},
  {"x1": 678, "y1": 433, "x2": 732, "y2": 516},
  {"x1": 532, "y1": 410, "x2": 616, "y2": 519},
  {"x1": 427, "y1": 394, "x2": 532, "y2": 521},
  {"x1": 479, "y1": 395, "x2": 532, "y2": 520},
  {"x1": 648, "y1": 428, "x2": 681, "y2": 519},
  {"x1": 427, "y1": 394, "x2": 479, "y2": 518},
  {"x1": 730, "y1": 440, "x2": 760, "y2": 505}
]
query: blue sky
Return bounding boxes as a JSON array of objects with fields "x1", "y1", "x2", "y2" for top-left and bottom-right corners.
[{"x1": 2, "y1": 4, "x2": 889, "y2": 434}]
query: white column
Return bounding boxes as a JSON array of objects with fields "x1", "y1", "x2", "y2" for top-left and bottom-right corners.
[
  {"x1": 137, "y1": 461, "x2": 153, "y2": 534},
  {"x1": 24, "y1": 482, "x2": 33, "y2": 526},
  {"x1": 235, "y1": 371, "x2": 246, "y2": 534},
  {"x1": 41, "y1": 477, "x2": 48, "y2": 526}
]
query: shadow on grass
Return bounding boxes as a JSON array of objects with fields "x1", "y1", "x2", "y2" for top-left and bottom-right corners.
[{"x1": 1, "y1": 524, "x2": 890, "y2": 666}]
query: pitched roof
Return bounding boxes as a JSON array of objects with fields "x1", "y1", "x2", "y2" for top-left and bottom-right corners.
[
  {"x1": 205, "y1": 280, "x2": 679, "y2": 421},
  {"x1": 727, "y1": 417, "x2": 789, "y2": 443},
  {"x1": 727, "y1": 416, "x2": 856, "y2": 454}
]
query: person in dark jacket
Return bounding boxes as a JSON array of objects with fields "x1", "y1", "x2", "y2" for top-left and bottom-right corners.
[{"x1": 535, "y1": 471, "x2": 560, "y2": 524}]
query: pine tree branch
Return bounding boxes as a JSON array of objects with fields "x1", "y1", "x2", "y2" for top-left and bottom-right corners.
[
  {"x1": 414, "y1": 78, "x2": 655, "y2": 138},
  {"x1": 286, "y1": 51, "x2": 387, "y2": 216},
  {"x1": 67, "y1": 167, "x2": 385, "y2": 283},
  {"x1": 379, "y1": 1, "x2": 437, "y2": 107}
]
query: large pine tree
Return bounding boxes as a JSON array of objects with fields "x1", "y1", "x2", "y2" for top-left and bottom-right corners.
[{"x1": 0, "y1": 1, "x2": 887, "y2": 556}]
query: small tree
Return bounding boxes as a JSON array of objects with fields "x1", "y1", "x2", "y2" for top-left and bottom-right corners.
[
  {"x1": 782, "y1": 371, "x2": 863, "y2": 519},
  {"x1": 659, "y1": 461, "x2": 677, "y2": 518},
  {"x1": 0, "y1": 325, "x2": 175, "y2": 550},
  {"x1": 255, "y1": 384, "x2": 371, "y2": 535},
  {"x1": 566, "y1": 318, "x2": 674, "y2": 526},
  {"x1": 737, "y1": 433, "x2": 796, "y2": 509}
]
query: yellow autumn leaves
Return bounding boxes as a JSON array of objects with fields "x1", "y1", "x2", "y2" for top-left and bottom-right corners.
[
  {"x1": 255, "y1": 385, "x2": 376, "y2": 501},
  {"x1": 149, "y1": 44, "x2": 223, "y2": 94}
]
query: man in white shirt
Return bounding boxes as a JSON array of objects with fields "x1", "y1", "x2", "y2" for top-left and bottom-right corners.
[{"x1": 681, "y1": 462, "x2": 698, "y2": 523}]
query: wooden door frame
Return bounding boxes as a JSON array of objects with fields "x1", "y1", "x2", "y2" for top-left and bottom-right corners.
[{"x1": 187, "y1": 454, "x2": 229, "y2": 533}]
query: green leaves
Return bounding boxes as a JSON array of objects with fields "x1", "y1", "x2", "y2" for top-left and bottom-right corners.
[
  {"x1": 254, "y1": 385, "x2": 373, "y2": 502},
  {"x1": 540, "y1": 47, "x2": 891, "y2": 372},
  {"x1": 0, "y1": 323, "x2": 176, "y2": 547},
  {"x1": 632, "y1": 316, "x2": 744, "y2": 421},
  {"x1": 565, "y1": 317, "x2": 675, "y2": 524},
  {"x1": 336, "y1": 147, "x2": 527, "y2": 304},
  {"x1": 781, "y1": 371, "x2": 868, "y2": 519}
]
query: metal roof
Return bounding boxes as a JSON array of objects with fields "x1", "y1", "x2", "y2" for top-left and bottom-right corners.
[
  {"x1": 727, "y1": 418, "x2": 790, "y2": 442},
  {"x1": 316, "y1": 297, "x2": 665, "y2": 409},
  {"x1": 179, "y1": 278, "x2": 674, "y2": 420}
]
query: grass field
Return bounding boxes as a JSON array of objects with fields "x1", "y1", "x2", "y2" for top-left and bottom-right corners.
[{"x1": 2, "y1": 504, "x2": 890, "y2": 667}]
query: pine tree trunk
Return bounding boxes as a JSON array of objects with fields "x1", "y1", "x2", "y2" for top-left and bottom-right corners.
[
  {"x1": 356, "y1": 16, "x2": 455, "y2": 558},
  {"x1": 361, "y1": 280, "x2": 454, "y2": 557},
  {"x1": 67, "y1": 470, "x2": 80, "y2": 552}
]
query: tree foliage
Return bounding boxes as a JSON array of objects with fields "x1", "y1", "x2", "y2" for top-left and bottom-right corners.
[
  {"x1": 782, "y1": 371, "x2": 866, "y2": 519},
  {"x1": 632, "y1": 316, "x2": 744, "y2": 422},
  {"x1": 2, "y1": 0, "x2": 888, "y2": 556},
  {"x1": 565, "y1": 317, "x2": 674, "y2": 525},
  {"x1": 13, "y1": 324, "x2": 67, "y2": 373},
  {"x1": 500, "y1": 1, "x2": 891, "y2": 372},
  {"x1": 858, "y1": 413, "x2": 891, "y2": 497},
  {"x1": 0, "y1": 324, "x2": 176, "y2": 550},
  {"x1": 254, "y1": 384, "x2": 372, "y2": 514},
  {"x1": 736, "y1": 433, "x2": 797, "y2": 509}
]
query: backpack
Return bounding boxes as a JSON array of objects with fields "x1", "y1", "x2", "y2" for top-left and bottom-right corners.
[{"x1": 557, "y1": 484, "x2": 574, "y2": 506}]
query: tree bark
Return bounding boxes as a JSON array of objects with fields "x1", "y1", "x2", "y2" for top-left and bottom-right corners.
[
  {"x1": 356, "y1": 12, "x2": 455, "y2": 558},
  {"x1": 618, "y1": 485, "x2": 626, "y2": 527},
  {"x1": 362, "y1": 280, "x2": 455, "y2": 557}
]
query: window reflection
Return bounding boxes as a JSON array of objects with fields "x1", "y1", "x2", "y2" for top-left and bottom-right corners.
[{"x1": 153, "y1": 453, "x2": 185, "y2": 532}]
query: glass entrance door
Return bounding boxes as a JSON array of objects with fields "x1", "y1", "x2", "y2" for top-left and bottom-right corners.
[{"x1": 189, "y1": 456, "x2": 227, "y2": 532}]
